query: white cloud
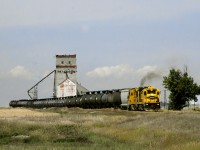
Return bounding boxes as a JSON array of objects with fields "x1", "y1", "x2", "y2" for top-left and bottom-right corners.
[
  {"x1": 86, "y1": 64, "x2": 134, "y2": 79},
  {"x1": 136, "y1": 65, "x2": 158, "y2": 75},
  {"x1": 9, "y1": 66, "x2": 33, "y2": 80},
  {"x1": 0, "y1": 0, "x2": 200, "y2": 28},
  {"x1": 86, "y1": 64, "x2": 166, "y2": 79},
  {"x1": 85, "y1": 64, "x2": 167, "y2": 90}
]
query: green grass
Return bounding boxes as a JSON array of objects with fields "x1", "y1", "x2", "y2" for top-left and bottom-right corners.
[
  {"x1": 0, "y1": 120, "x2": 133, "y2": 150},
  {"x1": 1, "y1": 107, "x2": 200, "y2": 150}
]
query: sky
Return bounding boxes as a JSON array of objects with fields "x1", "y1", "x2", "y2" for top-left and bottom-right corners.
[{"x1": 0, "y1": 0, "x2": 200, "y2": 106}]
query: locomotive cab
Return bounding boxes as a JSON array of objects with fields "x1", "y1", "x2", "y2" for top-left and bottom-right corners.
[{"x1": 141, "y1": 86, "x2": 160, "y2": 110}]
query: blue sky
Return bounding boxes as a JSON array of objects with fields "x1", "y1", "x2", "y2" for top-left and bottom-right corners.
[{"x1": 0, "y1": 0, "x2": 200, "y2": 106}]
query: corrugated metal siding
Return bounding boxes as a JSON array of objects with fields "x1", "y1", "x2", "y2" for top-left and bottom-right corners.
[
  {"x1": 120, "y1": 89, "x2": 129, "y2": 105},
  {"x1": 57, "y1": 79, "x2": 77, "y2": 97}
]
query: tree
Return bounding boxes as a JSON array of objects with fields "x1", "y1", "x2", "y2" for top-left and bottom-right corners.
[{"x1": 163, "y1": 68, "x2": 200, "y2": 110}]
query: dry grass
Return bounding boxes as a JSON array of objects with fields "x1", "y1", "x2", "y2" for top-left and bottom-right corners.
[
  {"x1": 0, "y1": 107, "x2": 59, "y2": 119},
  {"x1": 0, "y1": 107, "x2": 200, "y2": 150}
]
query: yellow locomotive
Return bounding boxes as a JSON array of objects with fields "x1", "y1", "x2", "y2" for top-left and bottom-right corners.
[{"x1": 128, "y1": 86, "x2": 160, "y2": 111}]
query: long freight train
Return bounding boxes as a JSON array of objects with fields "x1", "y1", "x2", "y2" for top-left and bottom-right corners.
[{"x1": 9, "y1": 86, "x2": 160, "y2": 111}]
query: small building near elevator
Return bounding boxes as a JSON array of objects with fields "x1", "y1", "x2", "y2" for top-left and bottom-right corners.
[{"x1": 54, "y1": 54, "x2": 88, "y2": 97}]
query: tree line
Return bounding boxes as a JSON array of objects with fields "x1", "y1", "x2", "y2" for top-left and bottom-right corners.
[{"x1": 163, "y1": 67, "x2": 200, "y2": 110}]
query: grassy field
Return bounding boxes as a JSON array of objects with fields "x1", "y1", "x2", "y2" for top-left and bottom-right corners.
[{"x1": 0, "y1": 107, "x2": 200, "y2": 150}]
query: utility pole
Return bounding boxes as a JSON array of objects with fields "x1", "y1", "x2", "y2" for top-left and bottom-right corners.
[{"x1": 164, "y1": 90, "x2": 166, "y2": 109}]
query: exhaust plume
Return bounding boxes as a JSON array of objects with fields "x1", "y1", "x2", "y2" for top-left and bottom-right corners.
[{"x1": 140, "y1": 72, "x2": 162, "y2": 87}]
